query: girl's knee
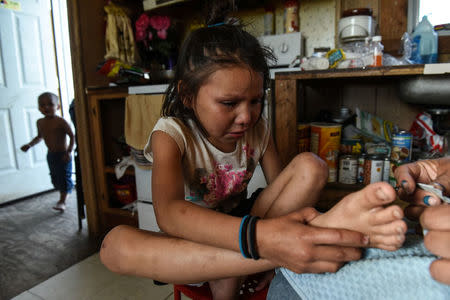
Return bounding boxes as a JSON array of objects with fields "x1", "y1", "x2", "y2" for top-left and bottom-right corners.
[
  {"x1": 100, "y1": 225, "x2": 131, "y2": 273},
  {"x1": 290, "y1": 152, "x2": 328, "y2": 182}
]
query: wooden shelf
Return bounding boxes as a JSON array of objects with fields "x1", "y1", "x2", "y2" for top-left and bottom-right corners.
[
  {"x1": 275, "y1": 65, "x2": 425, "y2": 81},
  {"x1": 105, "y1": 166, "x2": 135, "y2": 176}
]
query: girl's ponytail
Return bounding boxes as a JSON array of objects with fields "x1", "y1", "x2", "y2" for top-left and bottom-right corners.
[{"x1": 203, "y1": 0, "x2": 236, "y2": 26}]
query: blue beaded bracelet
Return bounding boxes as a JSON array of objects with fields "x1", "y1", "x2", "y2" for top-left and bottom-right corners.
[{"x1": 239, "y1": 215, "x2": 251, "y2": 259}]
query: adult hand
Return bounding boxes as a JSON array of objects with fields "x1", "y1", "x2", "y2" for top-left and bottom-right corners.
[
  {"x1": 421, "y1": 205, "x2": 450, "y2": 285},
  {"x1": 21, "y1": 144, "x2": 30, "y2": 152},
  {"x1": 257, "y1": 207, "x2": 367, "y2": 274},
  {"x1": 394, "y1": 157, "x2": 450, "y2": 220}
]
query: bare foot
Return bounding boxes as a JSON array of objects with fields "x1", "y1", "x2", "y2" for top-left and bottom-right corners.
[
  {"x1": 310, "y1": 182, "x2": 407, "y2": 251},
  {"x1": 53, "y1": 202, "x2": 66, "y2": 212}
]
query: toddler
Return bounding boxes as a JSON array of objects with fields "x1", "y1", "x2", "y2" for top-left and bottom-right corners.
[{"x1": 21, "y1": 92, "x2": 74, "y2": 211}]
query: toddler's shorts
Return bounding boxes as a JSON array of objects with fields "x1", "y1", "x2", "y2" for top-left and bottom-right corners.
[{"x1": 47, "y1": 151, "x2": 74, "y2": 193}]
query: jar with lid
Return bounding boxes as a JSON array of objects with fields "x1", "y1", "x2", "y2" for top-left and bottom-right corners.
[{"x1": 284, "y1": 0, "x2": 299, "y2": 33}]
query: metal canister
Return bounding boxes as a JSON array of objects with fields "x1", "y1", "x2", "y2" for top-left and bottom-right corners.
[
  {"x1": 391, "y1": 131, "x2": 413, "y2": 163},
  {"x1": 363, "y1": 154, "x2": 384, "y2": 185},
  {"x1": 338, "y1": 155, "x2": 358, "y2": 184},
  {"x1": 357, "y1": 153, "x2": 366, "y2": 183},
  {"x1": 310, "y1": 123, "x2": 342, "y2": 183},
  {"x1": 382, "y1": 157, "x2": 390, "y2": 182}
]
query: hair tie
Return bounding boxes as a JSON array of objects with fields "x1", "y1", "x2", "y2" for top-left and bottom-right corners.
[{"x1": 208, "y1": 22, "x2": 225, "y2": 27}]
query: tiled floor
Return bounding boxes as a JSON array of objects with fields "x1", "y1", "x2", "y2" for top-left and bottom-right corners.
[{"x1": 11, "y1": 253, "x2": 189, "y2": 300}]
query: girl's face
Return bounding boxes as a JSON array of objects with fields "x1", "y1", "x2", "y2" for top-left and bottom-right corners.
[
  {"x1": 189, "y1": 66, "x2": 264, "y2": 152},
  {"x1": 38, "y1": 96, "x2": 59, "y2": 117}
]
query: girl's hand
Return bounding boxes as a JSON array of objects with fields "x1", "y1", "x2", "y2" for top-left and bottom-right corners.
[
  {"x1": 421, "y1": 205, "x2": 450, "y2": 285},
  {"x1": 256, "y1": 207, "x2": 367, "y2": 274}
]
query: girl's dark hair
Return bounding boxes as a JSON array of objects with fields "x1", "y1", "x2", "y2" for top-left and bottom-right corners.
[{"x1": 161, "y1": 0, "x2": 275, "y2": 125}]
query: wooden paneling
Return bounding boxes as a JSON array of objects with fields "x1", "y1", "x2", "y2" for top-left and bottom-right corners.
[
  {"x1": 379, "y1": 0, "x2": 408, "y2": 55},
  {"x1": 67, "y1": 1, "x2": 100, "y2": 237},
  {"x1": 375, "y1": 85, "x2": 421, "y2": 131},
  {"x1": 438, "y1": 36, "x2": 450, "y2": 55},
  {"x1": 275, "y1": 79, "x2": 298, "y2": 167},
  {"x1": 341, "y1": 84, "x2": 377, "y2": 113}
]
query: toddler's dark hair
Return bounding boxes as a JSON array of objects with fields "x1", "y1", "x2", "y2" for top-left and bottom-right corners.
[
  {"x1": 38, "y1": 92, "x2": 59, "y2": 105},
  {"x1": 161, "y1": 0, "x2": 275, "y2": 125}
]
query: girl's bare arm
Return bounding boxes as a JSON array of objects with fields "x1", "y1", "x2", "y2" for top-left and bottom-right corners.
[{"x1": 151, "y1": 130, "x2": 243, "y2": 252}]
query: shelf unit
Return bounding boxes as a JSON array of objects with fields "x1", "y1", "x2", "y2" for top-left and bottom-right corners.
[
  {"x1": 86, "y1": 87, "x2": 138, "y2": 234},
  {"x1": 272, "y1": 65, "x2": 446, "y2": 210}
]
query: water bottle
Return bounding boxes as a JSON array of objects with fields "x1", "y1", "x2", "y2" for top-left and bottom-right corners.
[{"x1": 411, "y1": 16, "x2": 438, "y2": 64}]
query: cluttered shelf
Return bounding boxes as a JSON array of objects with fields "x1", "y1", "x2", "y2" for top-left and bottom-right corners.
[{"x1": 273, "y1": 64, "x2": 450, "y2": 210}]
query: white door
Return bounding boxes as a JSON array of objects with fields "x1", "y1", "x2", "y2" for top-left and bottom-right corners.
[{"x1": 0, "y1": 0, "x2": 59, "y2": 204}]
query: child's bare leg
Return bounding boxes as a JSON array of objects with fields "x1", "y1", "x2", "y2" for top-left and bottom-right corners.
[
  {"x1": 310, "y1": 182, "x2": 407, "y2": 251},
  {"x1": 53, "y1": 191, "x2": 67, "y2": 211},
  {"x1": 59, "y1": 191, "x2": 67, "y2": 204},
  {"x1": 252, "y1": 152, "x2": 328, "y2": 218},
  {"x1": 100, "y1": 225, "x2": 275, "y2": 284},
  {"x1": 209, "y1": 277, "x2": 244, "y2": 300}
]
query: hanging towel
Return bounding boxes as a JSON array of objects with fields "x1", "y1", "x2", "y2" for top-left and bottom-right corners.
[
  {"x1": 280, "y1": 234, "x2": 450, "y2": 300},
  {"x1": 124, "y1": 94, "x2": 164, "y2": 150}
]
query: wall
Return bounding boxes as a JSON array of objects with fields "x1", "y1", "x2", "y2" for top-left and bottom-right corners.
[{"x1": 238, "y1": 0, "x2": 336, "y2": 57}]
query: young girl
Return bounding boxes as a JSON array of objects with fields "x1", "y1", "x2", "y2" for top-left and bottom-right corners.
[{"x1": 100, "y1": 1, "x2": 406, "y2": 298}]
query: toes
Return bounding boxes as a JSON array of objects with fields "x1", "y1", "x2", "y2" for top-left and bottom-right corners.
[
  {"x1": 369, "y1": 205, "x2": 404, "y2": 226},
  {"x1": 362, "y1": 182, "x2": 397, "y2": 209},
  {"x1": 370, "y1": 219, "x2": 407, "y2": 236},
  {"x1": 369, "y1": 233, "x2": 405, "y2": 250}
]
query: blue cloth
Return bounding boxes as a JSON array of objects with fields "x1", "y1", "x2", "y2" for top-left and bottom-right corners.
[
  {"x1": 47, "y1": 151, "x2": 73, "y2": 193},
  {"x1": 276, "y1": 234, "x2": 450, "y2": 300}
]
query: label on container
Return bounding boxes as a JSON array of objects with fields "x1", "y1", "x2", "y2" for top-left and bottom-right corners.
[
  {"x1": 339, "y1": 155, "x2": 358, "y2": 184},
  {"x1": 357, "y1": 154, "x2": 366, "y2": 183},
  {"x1": 391, "y1": 131, "x2": 412, "y2": 163},
  {"x1": 382, "y1": 158, "x2": 390, "y2": 182},
  {"x1": 310, "y1": 123, "x2": 342, "y2": 182},
  {"x1": 363, "y1": 155, "x2": 384, "y2": 185}
]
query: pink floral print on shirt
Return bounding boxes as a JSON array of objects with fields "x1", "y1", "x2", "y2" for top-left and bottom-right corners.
[{"x1": 200, "y1": 144, "x2": 256, "y2": 207}]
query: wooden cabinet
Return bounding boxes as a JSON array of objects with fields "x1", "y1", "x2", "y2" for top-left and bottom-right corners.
[
  {"x1": 86, "y1": 87, "x2": 138, "y2": 235},
  {"x1": 273, "y1": 65, "x2": 432, "y2": 210}
]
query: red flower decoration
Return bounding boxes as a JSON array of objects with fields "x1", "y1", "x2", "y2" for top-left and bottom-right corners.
[{"x1": 149, "y1": 16, "x2": 171, "y2": 40}]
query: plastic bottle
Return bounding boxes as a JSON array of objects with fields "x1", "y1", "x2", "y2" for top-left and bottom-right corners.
[
  {"x1": 371, "y1": 36, "x2": 384, "y2": 67},
  {"x1": 411, "y1": 16, "x2": 438, "y2": 64}
]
